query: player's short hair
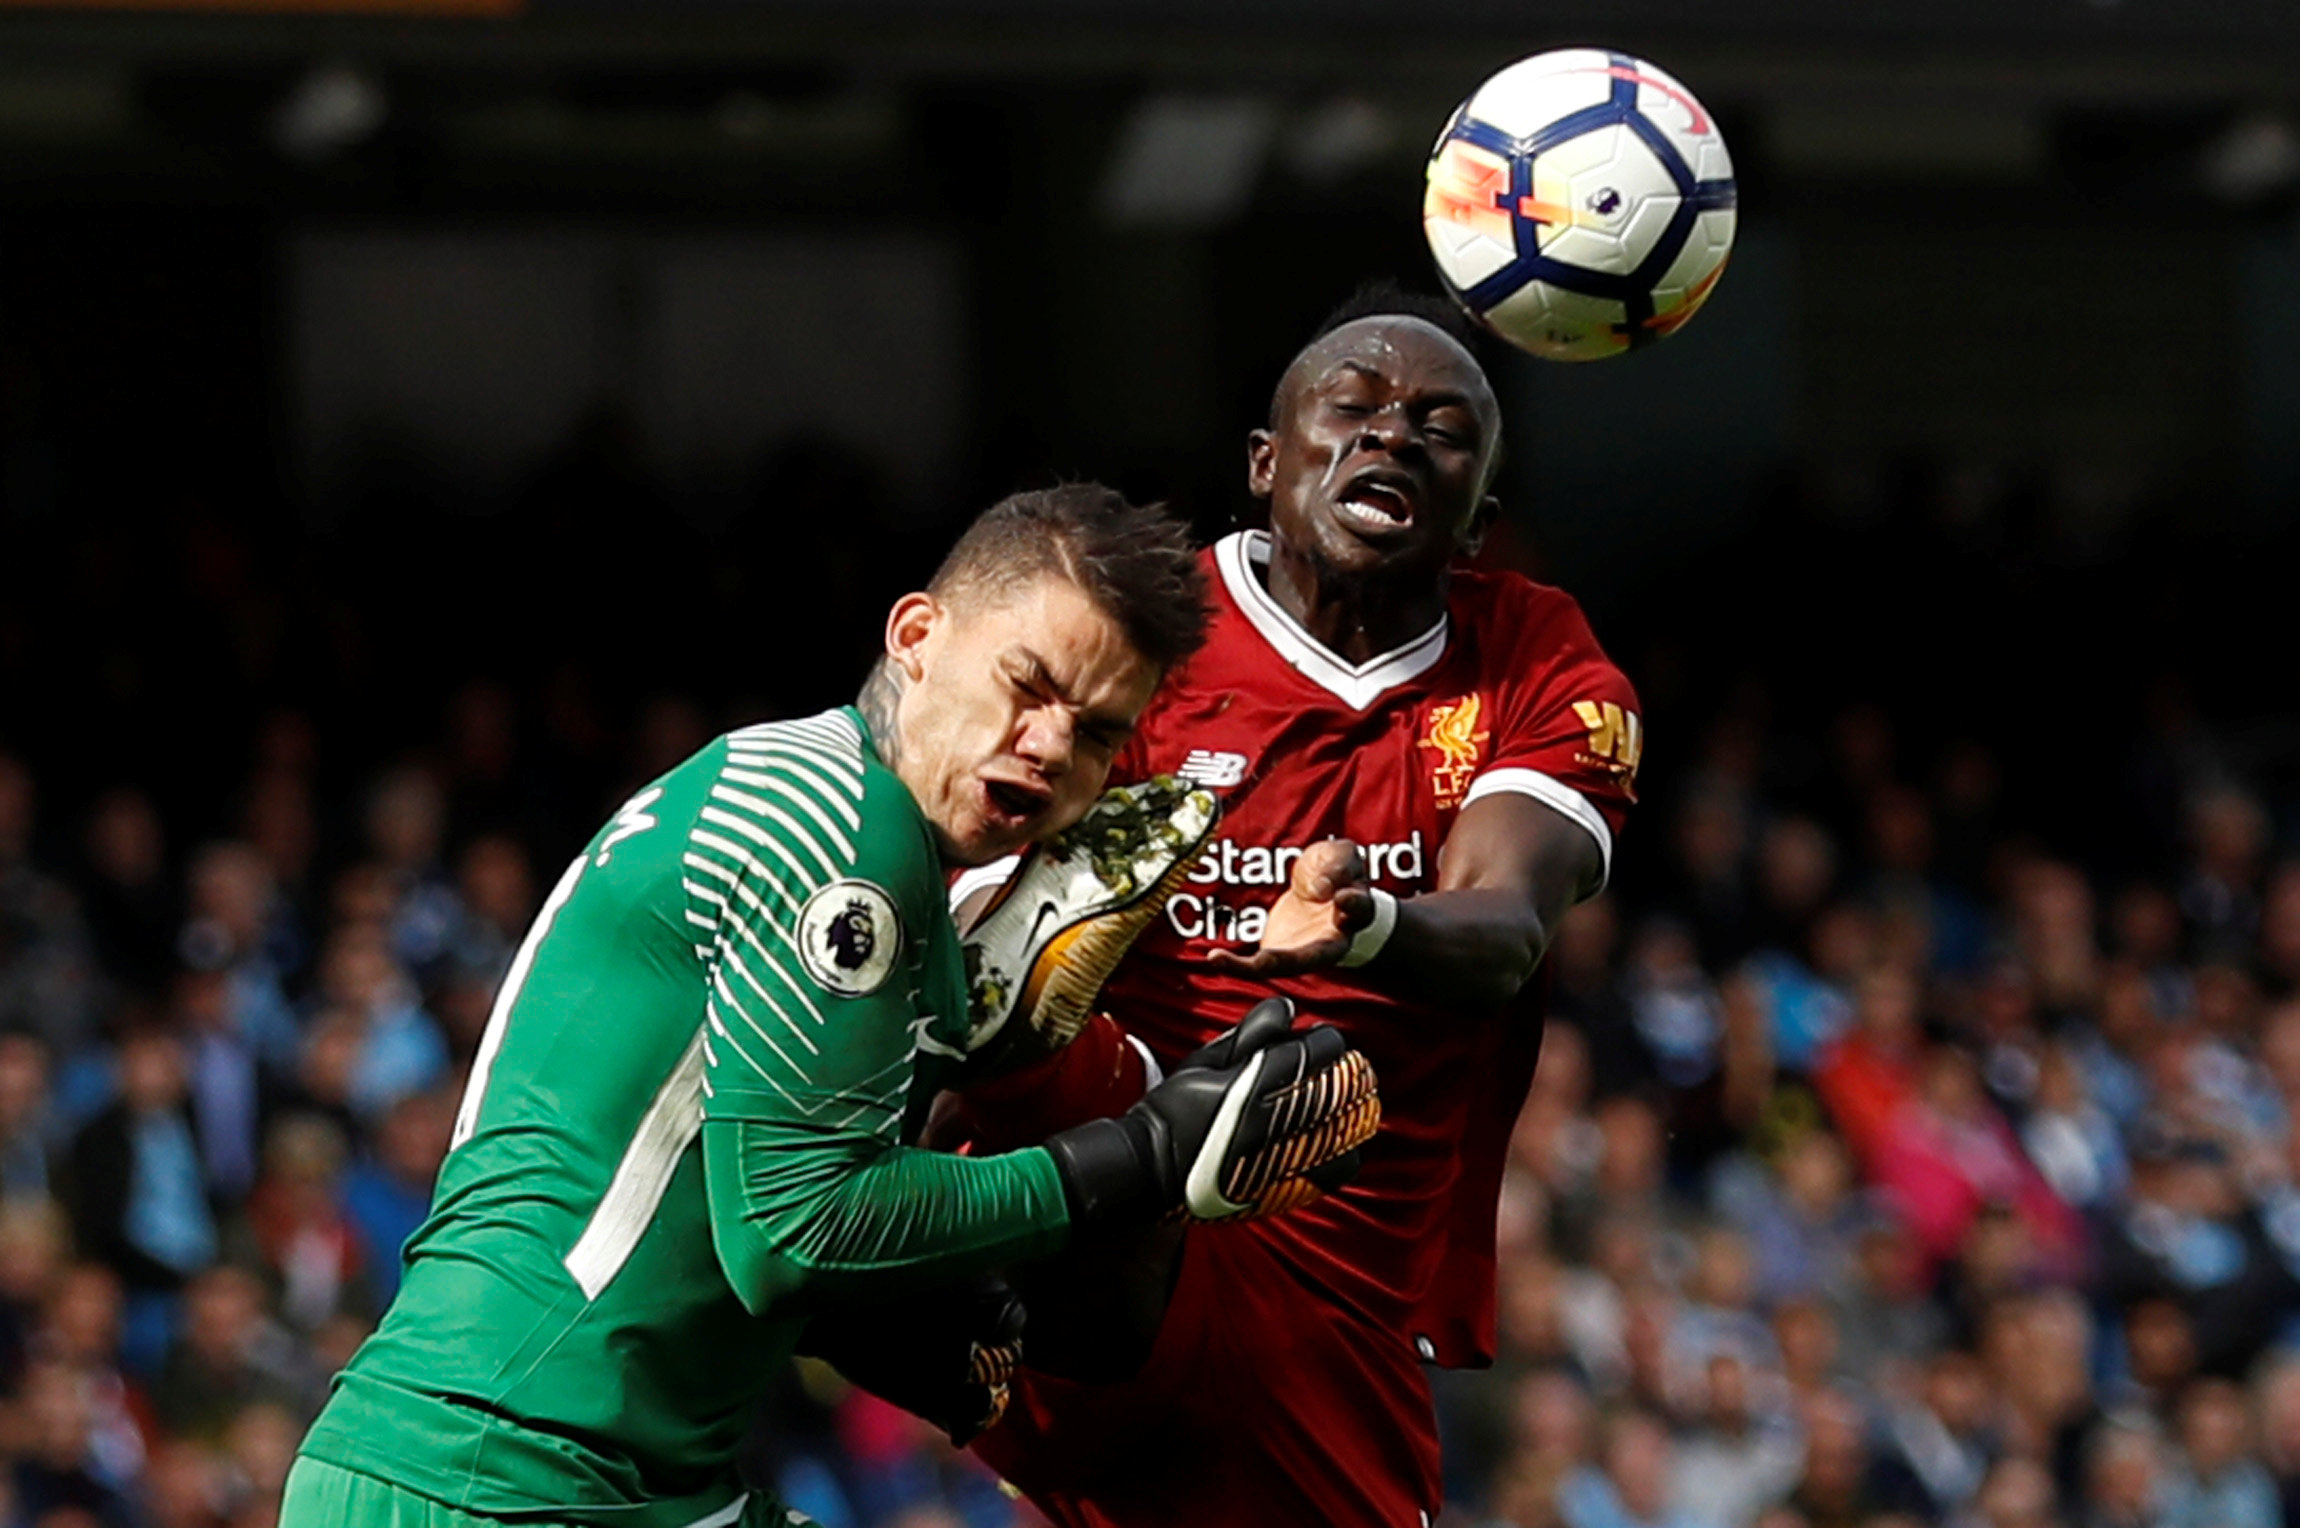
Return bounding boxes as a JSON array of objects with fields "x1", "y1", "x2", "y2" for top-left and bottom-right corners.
[
  {"x1": 1271, "y1": 279, "x2": 1498, "y2": 427},
  {"x1": 1309, "y1": 277, "x2": 1485, "y2": 354},
  {"x1": 928, "y1": 484, "x2": 1210, "y2": 672}
]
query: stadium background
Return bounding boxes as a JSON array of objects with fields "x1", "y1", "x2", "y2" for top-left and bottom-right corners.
[{"x1": 6, "y1": 1, "x2": 2300, "y2": 1524}]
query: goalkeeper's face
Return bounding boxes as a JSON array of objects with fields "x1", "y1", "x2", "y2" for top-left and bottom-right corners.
[{"x1": 884, "y1": 573, "x2": 1161, "y2": 866}]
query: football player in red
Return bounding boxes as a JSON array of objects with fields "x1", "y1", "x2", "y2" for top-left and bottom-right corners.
[{"x1": 955, "y1": 285, "x2": 1643, "y2": 1528}]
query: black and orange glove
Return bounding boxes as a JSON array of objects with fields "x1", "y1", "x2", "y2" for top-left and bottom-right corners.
[
  {"x1": 1043, "y1": 997, "x2": 1379, "y2": 1228},
  {"x1": 795, "y1": 1276, "x2": 1026, "y2": 1446}
]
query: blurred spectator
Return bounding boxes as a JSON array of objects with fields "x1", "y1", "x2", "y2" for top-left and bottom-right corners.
[
  {"x1": 31, "y1": 1262, "x2": 142, "y2": 1495},
  {"x1": 1772, "y1": 1299, "x2": 1843, "y2": 1411},
  {"x1": 13, "y1": 1362, "x2": 135, "y2": 1528},
  {"x1": 1750, "y1": 817, "x2": 1838, "y2": 965},
  {"x1": 2070, "y1": 963, "x2": 2160, "y2": 1131},
  {"x1": 1715, "y1": 1128, "x2": 1866, "y2": 1306},
  {"x1": 1512, "y1": 1368, "x2": 1599, "y2": 1496},
  {"x1": 144, "y1": 1437, "x2": 226, "y2": 1528},
  {"x1": 2155, "y1": 1378, "x2": 2277, "y2": 1528},
  {"x1": 2079, "y1": 1414, "x2": 2164, "y2": 1528},
  {"x1": 178, "y1": 846, "x2": 297, "y2": 1076},
  {"x1": 307, "y1": 925, "x2": 444, "y2": 1125},
  {"x1": 2117, "y1": 1298, "x2": 2200, "y2": 1417},
  {"x1": 1625, "y1": 921, "x2": 1724, "y2": 1094},
  {"x1": 1873, "y1": 1349, "x2": 1997, "y2": 1521},
  {"x1": 238, "y1": 768, "x2": 317, "y2": 938},
  {"x1": 2254, "y1": 1355, "x2": 2300, "y2": 1526},
  {"x1": 1992, "y1": 1294, "x2": 2100, "y2": 1503},
  {"x1": 339, "y1": 1091, "x2": 451, "y2": 1303},
  {"x1": 1670, "y1": 1229, "x2": 1777, "y2": 1386},
  {"x1": 242, "y1": 1115, "x2": 370, "y2": 1332},
  {"x1": 1813, "y1": 966, "x2": 1924, "y2": 1165},
  {"x1": 1964, "y1": 1456, "x2": 2059, "y2": 1528},
  {"x1": 1867, "y1": 1046, "x2": 2080, "y2": 1276},
  {"x1": 1670, "y1": 1353, "x2": 1802, "y2": 1528},
  {"x1": 1559, "y1": 1211, "x2": 1654, "y2": 1389},
  {"x1": 1558, "y1": 1406, "x2": 1719, "y2": 1528},
  {"x1": 2100, "y1": 1132, "x2": 2299, "y2": 1376},
  {"x1": 0, "y1": 1201, "x2": 66, "y2": 1391},
  {"x1": 1782, "y1": 1390, "x2": 1888, "y2": 1528},
  {"x1": 0, "y1": 1032, "x2": 54, "y2": 1203},
  {"x1": 364, "y1": 768, "x2": 462, "y2": 981},
  {"x1": 76, "y1": 790, "x2": 175, "y2": 997},
  {"x1": 2007, "y1": 860, "x2": 2099, "y2": 1025},
  {"x1": 62, "y1": 1025, "x2": 215, "y2": 1296},
  {"x1": 0, "y1": 755, "x2": 99, "y2": 1055},
  {"x1": 2179, "y1": 786, "x2": 2269, "y2": 949},
  {"x1": 218, "y1": 1400, "x2": 300, "y2": 1526},
  {"x1": 1549, "y1": 901, "x2": 1640, "y2": 1100},
  {"x1": 150, "y1": 1267, "x2": 310, "y2": 1446},
  {"x1": 1830, "y1": 1218, "x2": 1949, "y2": 1379},
  {"x1": 172, "y1": 968, "x2": 269, "y2": 1208},
  {"x1": 446, "y1": 834, "x2": 534, "y2": 983},
  {"x1": 2260, "y1": 865, "x2": 2300, "y2": 997},
  {"x1": 2020, "y1": 1042, "x2": 2127, "y2": 1212}
]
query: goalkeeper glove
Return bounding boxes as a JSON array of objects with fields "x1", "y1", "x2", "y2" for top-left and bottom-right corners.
[
  {"x1": 1042, "y1": 998, "x2": 1379, "y2": 1228},
  {"x1": 794, "y1": 1276, "x2": 1025, "y2": 1446}
]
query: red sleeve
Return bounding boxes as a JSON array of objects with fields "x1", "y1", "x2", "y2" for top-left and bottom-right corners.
[{"x1": 1462, "y1": 581, "x2": 1642, "y2": 892}]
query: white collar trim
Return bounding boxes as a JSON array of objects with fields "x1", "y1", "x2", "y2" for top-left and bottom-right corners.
[{"x1": 1215, "y1": 530, "x2": 1450, "y2": 711}]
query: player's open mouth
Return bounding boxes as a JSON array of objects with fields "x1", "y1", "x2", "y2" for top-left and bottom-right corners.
[
  {"x1": 1332, "y1": 471, "x2": 1418, "y2": 536},
  {"x1": 982, "y1": 778, "x2": 1050, "y2": 828}
]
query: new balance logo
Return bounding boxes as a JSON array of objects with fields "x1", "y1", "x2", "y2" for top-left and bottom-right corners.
[{"x1": 1178, "y1": 750, "x2": 1248, "y2": 789}]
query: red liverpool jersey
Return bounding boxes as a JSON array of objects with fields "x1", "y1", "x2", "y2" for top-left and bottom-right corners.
[{"x1": 1104, "y1": 529, "x2": 1640, "y2": 1368}]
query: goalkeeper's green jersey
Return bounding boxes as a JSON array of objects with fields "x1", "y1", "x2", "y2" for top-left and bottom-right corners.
[{"x1": 299, "y1": 707, "x2": 1071, "y2": 1528}]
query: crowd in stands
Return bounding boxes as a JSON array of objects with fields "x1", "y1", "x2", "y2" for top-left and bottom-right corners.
[
  {"x1": 1443, "y1": 696, "x2": 2300, "y2": 1528},
  {"x1": 2, "y1": 464, "x2": 2299, "y2": 1528}
]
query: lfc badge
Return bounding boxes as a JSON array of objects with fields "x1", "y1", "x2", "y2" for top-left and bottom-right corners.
[{"x1": 1419, "y1": 694, "x2": 1491, "y2": 809}]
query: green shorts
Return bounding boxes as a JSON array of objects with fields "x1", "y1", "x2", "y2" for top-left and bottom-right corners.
[{"x1": 280, "y1": 1459, "x2": 806, "y2": 1528}]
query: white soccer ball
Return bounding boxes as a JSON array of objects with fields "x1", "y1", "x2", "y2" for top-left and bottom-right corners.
[{"x1": 1422, "y1": 48, "x2": 1737, "y2": 362}]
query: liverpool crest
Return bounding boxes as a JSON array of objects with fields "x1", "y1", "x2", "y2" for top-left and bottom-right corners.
[{"x1": 1418, "y1": 694, "x2": 1491, "y2": 810}]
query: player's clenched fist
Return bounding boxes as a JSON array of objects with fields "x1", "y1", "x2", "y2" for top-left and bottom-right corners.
[{"x1": 1042, "y1": 997, "x2": 1380, "y2": 1226}]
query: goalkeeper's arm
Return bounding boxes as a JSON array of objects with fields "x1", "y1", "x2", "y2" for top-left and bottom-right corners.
[{"x1": 702, "y1": 999, "x2": 1375, "y2": 1314}]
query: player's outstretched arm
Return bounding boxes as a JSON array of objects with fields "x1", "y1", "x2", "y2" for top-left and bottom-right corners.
[{"x1": 1206, "y1": 795, "x2": 1599, "y2": 1007}]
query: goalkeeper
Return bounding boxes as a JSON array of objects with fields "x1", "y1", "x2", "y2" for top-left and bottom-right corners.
[{"x1": 282, "y1": 484, "x2": 1379, "y2": 1528}]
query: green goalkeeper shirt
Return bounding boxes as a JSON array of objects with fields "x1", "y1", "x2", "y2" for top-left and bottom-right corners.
[{"x1": 300, "y1": 707, "x2": 1071, "y2": 1528}]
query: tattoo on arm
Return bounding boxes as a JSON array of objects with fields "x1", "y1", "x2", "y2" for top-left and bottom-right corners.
[{"x1": 857, "y1": 658, "x2": 905, "y2": 769}]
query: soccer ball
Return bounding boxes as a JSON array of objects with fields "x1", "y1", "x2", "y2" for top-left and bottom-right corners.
[{"x1": 1422, "y1": 48, "x2": 1736, "y2": 361}]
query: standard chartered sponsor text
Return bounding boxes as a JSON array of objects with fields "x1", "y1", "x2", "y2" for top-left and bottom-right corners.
[{"x1": 1166, "y1": 832, "x2": 1426, "y2": 943}]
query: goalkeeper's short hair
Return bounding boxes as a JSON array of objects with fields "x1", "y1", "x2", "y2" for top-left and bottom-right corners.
[{"x1": 929, "y1": 484, "x2": 1210, "y2": 674}]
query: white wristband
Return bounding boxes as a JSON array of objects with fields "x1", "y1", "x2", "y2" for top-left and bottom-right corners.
[{"x1": 1339, "y1": 888, "x2": 1399, "y2": 969}]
